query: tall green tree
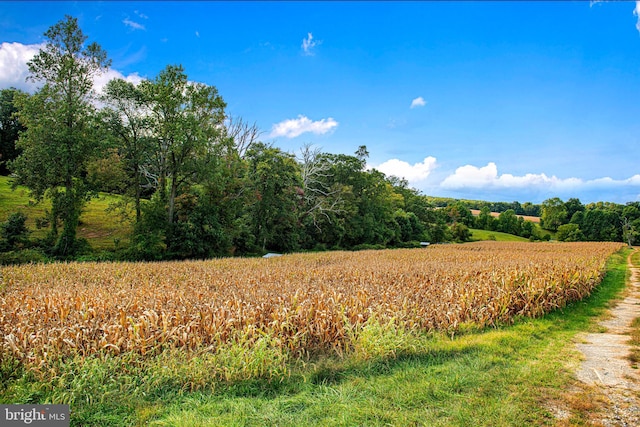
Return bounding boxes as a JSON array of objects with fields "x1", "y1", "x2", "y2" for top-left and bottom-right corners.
[
  {"x1": 11, "y1": 16, "x2": 110, "y2": 255},
  {"x1": 0, "y1": 88, "x2": 26, "y2": 175},
  {"x1": 101, "y1": 78, "x2": 154, "y2": 223},
  {"x1": 497, "y1": 209, "x2": 520, "y2": 235},
  {"x1": 540, "y1": 197, "x2": 568, "y2": 232},
  {"x1": 246, "y1": 143, "x2": 303, "y2": 252},
  {"x1": 139, "y1": 65, "x2": 226, "y2": 226}
]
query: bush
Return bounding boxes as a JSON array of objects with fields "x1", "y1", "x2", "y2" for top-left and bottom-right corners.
[
  {"x1": 0, "y1": 249, "x2": 48, "y2": 265},
  {"x1": 556, "y1": 223, "x2": 585, "y2": 242},
  {"x1": 1, "y1": 212, "x2": 29, "y2": 250},
  {"x1": 450, "y1": 222, "x2": 471, "y2": 243}
]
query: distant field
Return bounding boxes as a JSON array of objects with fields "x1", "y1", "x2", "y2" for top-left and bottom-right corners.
[
  {"x1": 470, "y1": 209, "x2": 541, "y2": 223},
  {"x1": 469, "y1": 228, "x2": 529, "y2": 242},
  {"x1": 0, "y1": 175, "x2": 132, "y2": 250}
]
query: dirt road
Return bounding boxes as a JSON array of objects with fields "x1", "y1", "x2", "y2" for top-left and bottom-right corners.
[{"x1": 573, "y1": 250, "x2": 640, "y2": 426}]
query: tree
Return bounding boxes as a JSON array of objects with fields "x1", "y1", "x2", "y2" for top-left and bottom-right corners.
[
  {"x1": 450, "y1": 222, "x2": 471, "y2": 243},
  {"x1": 564, "y1": 198, "x2": 584, "y2": 222},
  {"x1": 0, "y1": 212, "x2": 29, "y2": 251},
  {"x1": 0, "y1": 88, "x2": 26, "y2": 175},
  {"x1": 475, "y1": 206, "x2": 495, "y2": 231},
  {"x1": 139, "y1": 65, "x2": 226, "y2": 226},
  {"x1": 540, "y1": 197, "x2": 568, "y2": 232},
  {"x1": 497, "y1": 209, "x2": 520, "y2": 235},
  {"x1": 101, "y1": 78, "x2": 154, "y2": 222},
  {"x1": 246, "y1": 143, "x2": 303, "y2": 252},
  {"x1": 11, "y1": 16, "x2": 110, "y2": 256},
  {"x1": 445, "y1": 202, "x2": 474, "y2": 227},
  {"x1": 297, "y1": 144, "x2": 343, "y2": 231},
  {"x1": 556, "y1": 223, "x2": 584, "y2": 242}
]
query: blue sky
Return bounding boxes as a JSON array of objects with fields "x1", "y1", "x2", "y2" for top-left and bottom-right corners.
[{"x1": 1, "y1": 1, "x2": 640, "y2": 204}]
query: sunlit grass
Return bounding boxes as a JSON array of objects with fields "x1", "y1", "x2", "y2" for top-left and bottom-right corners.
[
  {"x1": 469, "y1": 228, "x2": 529, "y2": 242},
  {"x1": 0, "y1": 175, "x2": 131, "y2": 250}
]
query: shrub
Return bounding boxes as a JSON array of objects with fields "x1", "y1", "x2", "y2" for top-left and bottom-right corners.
[
  {"x1": 0, "y1": 249, "x2": 48, "y2": 265},
  {"x1": 1, "y1": 212, "x2": 29, "y2": 250}
]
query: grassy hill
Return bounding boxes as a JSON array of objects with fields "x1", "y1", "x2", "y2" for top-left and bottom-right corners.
[
  {"x1": 469, "y1": 228, "x2": 530, "y2": 242},
  {"x1": 0, "y1": 175, "x2": 132, "y2": 251}
]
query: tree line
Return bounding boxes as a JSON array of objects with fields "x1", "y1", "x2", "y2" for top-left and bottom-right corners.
[
  {"x1": 0, "y1": 16, "x2": 637, "y2": 262},
  {"x1": 0, "y1": 16, "x2": 454, "y2": 261}
]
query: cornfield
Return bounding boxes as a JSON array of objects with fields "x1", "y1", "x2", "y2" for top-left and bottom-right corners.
[{"x1": 0, "y1": 242, "x2": 624, "y2": 368}]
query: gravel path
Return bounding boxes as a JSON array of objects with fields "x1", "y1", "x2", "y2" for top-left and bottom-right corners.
[{"x1": 573, "y1": 250, "x2": 640, "y2": 426}]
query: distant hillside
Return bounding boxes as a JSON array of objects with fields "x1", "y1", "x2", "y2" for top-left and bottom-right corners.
[
  {"x1": 469, "y1": 228, "x2": 530, "y2": 242},
  {"x1": 0, "y1": 176, "x2": 132, "y2": 250},
  {"x1": 470, "y1": 209, "x2": 541, "y2": 224}
]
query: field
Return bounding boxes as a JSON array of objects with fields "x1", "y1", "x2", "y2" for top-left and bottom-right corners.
[
  {"x1": 469, "y1": 228, "x2": 529, "y2": 242},
  {"x1": 0, "y1": 241, "x2": 629, "y2": 425},
  {"x1": 0, "y1": 242, "x2": 623, "y2": 369},
  {"x1": 470, "y1": 209, "x2": 541, "y2": 223}
]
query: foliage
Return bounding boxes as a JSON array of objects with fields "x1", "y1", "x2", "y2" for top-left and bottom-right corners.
[
  {"x1": 556, "y1": 223, "x2": 585, "y2": 242},
  {"x1": 540, "y1": 197, "x2": 568, "y2": 232},
  {"x1": 10, "y1": 16, "x2": 110, "y2": 257},
  {"x1": 0, "y1": 248, "x2": 48, "y2": 265},
  {"x1": 0, "y1": 88, "x2": 26, "y2": 175},
  {"x1": 0, "y1": 212, "x2": 29, "y2": 250},
  {"x1": 450, "y1": 222, "x2": 471, "y2": 242}
]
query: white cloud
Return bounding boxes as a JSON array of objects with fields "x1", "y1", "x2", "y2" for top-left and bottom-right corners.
[
  {"x1": 410, "y1": 96, "x2": 426, "y2": 108},
  {"x1": 93, "y1": 69, "x2": 144, "y2": 95},
  {"x1": 270, "y1": 115, "x2": 338, "y2": 138},
  {"x1": 0, "y1": 41, "x2": 144, "y2": 95},
  {"x1": 302, "y1": 33, "x2": 320, "y2": 56},
  {"x1": 134, "y1": 10, "x2": 149, "y2": 20},
  {"x1": 634, "y1": 1, "x2": 640, "y2": 33},
  {"x1": 0, "y1": 42, "x2": 44, "y2": 91},
  {"x1": 123, "y1": 18, "x2": 145, "y2": 31},
  {"x1": 373, "y1": 157, "x2": 438, "y2": 183},
  {"x1": 441, "y1": 162, "x2": 583, "y2": 190}
]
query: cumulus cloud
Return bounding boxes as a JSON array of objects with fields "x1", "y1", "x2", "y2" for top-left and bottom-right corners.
[
  {"x1": 441, "y1": 162, "x2": 584, "y2": 190},
  {"x1": 440, "y1": 163, "x2": 640, "y2": 203},
  {"x1": 634, "y1": 1, "x2": 640, "y2": 32},
  {"x1": 302, "y1": 32, "x2": 320, "y2": 56},
  {"x1": 0, "y1": 41, "x2": 144, "y2": 94},
  {"x1": 270, "y1": 115, "x2": 338, "y2": 138},
  {"x1": 93, "y1": 69, "x2": 145, "y2": 94},
  {"x1": 410, "y1": 96, "x2": 426, "y2": 108},
  {"x1": 123, "y1": 18, "x2": 145, "y2": 31},
  {"x1": 374, "y1": 157, "x2": 438, "y2": 183},
  {"x1": 0, "y1": 42, "x2": 44, "y2": 91}
]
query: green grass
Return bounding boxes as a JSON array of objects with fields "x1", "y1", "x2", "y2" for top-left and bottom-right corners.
[
  {"x1": 0, "y1": 175, "x2": 131, "y2": 251},
  {"x1": 0, "y1": 248, "x2": 631, "y2": 426},
  {"x1": 469, "y1": 228, "x2": 529, "y2": 242}
]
